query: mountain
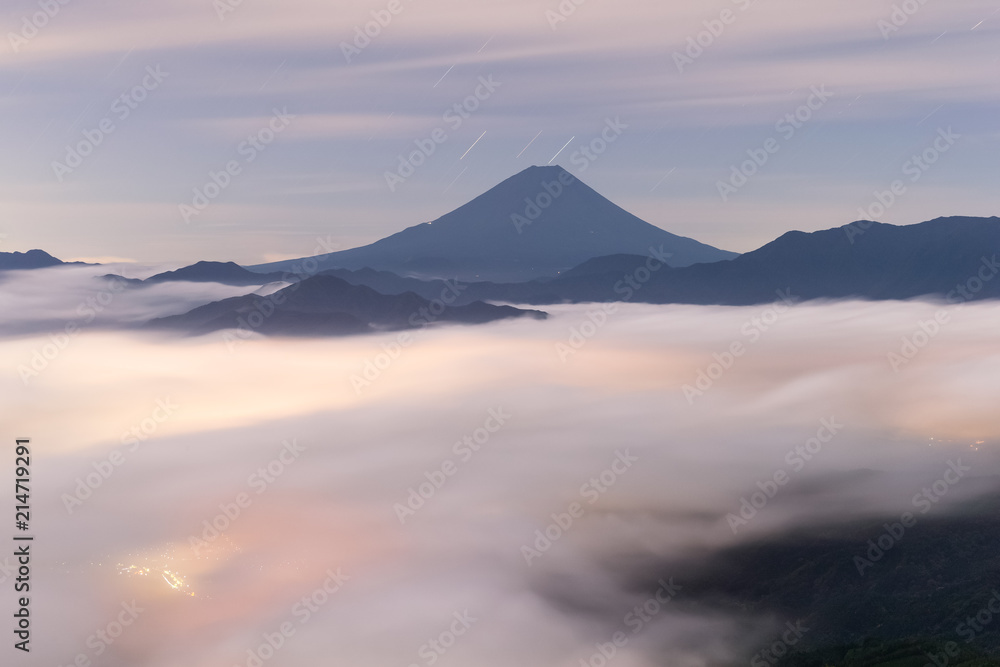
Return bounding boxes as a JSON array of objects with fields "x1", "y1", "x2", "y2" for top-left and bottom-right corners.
[
  {"x1": 619, "y1": 216, "x2": 1000, "y2": 305},
  {"x1": 557, "y1": 253, "x2": 659, "y2": 279},
  {"x1": 351, "y1": 216, "x2": 1000, "y2": 307},
  {"x1": 143, "y1": 261, "x2": 289, "y2": 286},
  {"x1": 646, "y1": 489, "x2": 1000, "y2": 663},
  {"x1": 314, "y1": 267, "x2": 452, "y2": 299},
  {"x1": 0, "y1": 249, "x2": 67, "y2": 270},
  {"x1": 247, "y1": 166, "x2": 737, "y2": 282},
  {"x1": 148, "y1": 274, "x2": 546, "y2": 336}
]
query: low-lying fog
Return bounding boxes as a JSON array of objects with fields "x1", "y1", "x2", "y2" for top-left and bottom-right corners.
[{"x1": 1, "y1": 265, "x2": 998, "y2": 666}]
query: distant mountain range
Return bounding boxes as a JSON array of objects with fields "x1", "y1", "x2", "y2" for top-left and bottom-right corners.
[
  {"x1": 0, "y1": 249, "x2": 72, "y2": 270},
  {"x1": 144, "y1": 261, "x2": 289, "y2": 286},
  {"x1": 11, "y1": 167, "x2": 1000, "y2": 336},
  {"x1": 148, "y1": 274, "x2": 545, "y2": 336},
  {"x1": 139, "y1": 215, "x2": 1000, "y2": 337},
  {"x1": 240, "y1": 216, "x2": 1000, "y2": 307},
  {"x1": 436, "y1": 216, "x2": 1000, "y2": 306},
  {"x1": 248, "y1": 165, "x2": 737, "y2": 282},
  {"x1": 102, "y1": 261, "x2": 289, "y2": 287}
]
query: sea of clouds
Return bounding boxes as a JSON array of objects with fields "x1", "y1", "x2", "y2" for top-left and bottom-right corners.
[{"x1": 1, "y1": 265, "x2": 998, "y2": 666}]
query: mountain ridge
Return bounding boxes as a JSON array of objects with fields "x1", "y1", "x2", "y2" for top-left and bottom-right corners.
[
  {"x1": 148, "y1": 273, "x2": 546, "y2": 336},
  {"x1": 248, "y1": 165, "x2": 737, "y2": 281},
  {"x1": 0, "y1": 249, "x2": 72, "y2": 270},
  {"x1": 293, "y1": 215, "x2": 1000, "y2": 307}
]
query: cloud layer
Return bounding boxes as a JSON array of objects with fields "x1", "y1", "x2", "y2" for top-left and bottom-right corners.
[{"x1": 3, "y1": 288, "x2": 999, "y2": 665}]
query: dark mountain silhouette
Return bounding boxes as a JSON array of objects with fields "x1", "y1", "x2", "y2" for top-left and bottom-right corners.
[
  {"x1": 618, "y1": 216, "x2": 1000, "y2": 305},
  {"x1": 99, "y1": 262, "x2": 290, "y2": 287},
  {"x1": 143, "y1": 261, "x2": 288, "y2": 286},
  {"x1": 247, "y1": 166, "x2": 736, "y2": 282},
  {"x1": 634, "y1": 488, "x2": 1000, "y2": 663},
  {"x1": 148, "y1": 274, "x2": 546, "y2": 336},
  {"x1": 100, "y1": 261, "x2": 289, "y2": 287},
  {"x1": 660, "y1": 216, "x2": 1000, "y2": 305},
  {"x1": 315, "y1": 217, "x2": 1000, "y2": 307},
  {"x1": 0, "y1": 249, "x2": 69, "y2": 270}
]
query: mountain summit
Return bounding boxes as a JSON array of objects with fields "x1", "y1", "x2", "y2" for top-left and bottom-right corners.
[
  {"x1": 249, "y1": 166, "x2": 736, "y2": 282},
  {"x1": 0, "y1": 249, "x2": 67, "y2": 270}
]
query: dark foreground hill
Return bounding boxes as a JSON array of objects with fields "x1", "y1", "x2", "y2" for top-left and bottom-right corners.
[
  {"x1": 147, "y1": 274, "x2": 546, "y2": 336},
  {"x1": 100, "y1": 261, "x2": 289, "y2": 287},
  {"x1": 143, "y1": 261, "x2": 289, "y2": 286},
  {"x1": 614, "y1": 487, "x2": 1000, "y2": 666}
]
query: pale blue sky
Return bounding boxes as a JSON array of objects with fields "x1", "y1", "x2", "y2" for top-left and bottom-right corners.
[{"x1": 1, "y1": 0, "x2": 998, "y2": 263}]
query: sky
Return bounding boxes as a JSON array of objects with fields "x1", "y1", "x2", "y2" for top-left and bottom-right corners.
[{"x1": 1, "y1": 0, "x2": 999, "y2": 264}]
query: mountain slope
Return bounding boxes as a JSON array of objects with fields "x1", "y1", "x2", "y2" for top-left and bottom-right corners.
[
  {"x1": 644, "y1": 490, "x2": 1000, "y2": 662},
  {"x1": 144, "y1": 261, "x2": 289, "y2": 286},
  {"x1": 148, "y1": 274, "x2": 546, "y2": 336},
  {"x1": 626, "y1": 216, "x2": 1000, "y2": 305},
  {"x1": 248, "y1": 166, "x2": 736, "y2": 282},
  {"x1": 418, "y1": 216, "x2": 1000, "y2": 306},
  {"x1": 0, "y1": 249, "x2": 67, "y2": 270},
  {"x1": 271, "y1": 217, "x2": 1000, "y2": 308}
]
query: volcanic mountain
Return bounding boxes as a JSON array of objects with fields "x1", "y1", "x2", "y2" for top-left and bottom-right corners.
[
  {"x1": 294, "y1": 217, "x2": 1000, "y2": 307},
  {"x1": 248, "y1": 165, "x2": 736, "y2": 282}
]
